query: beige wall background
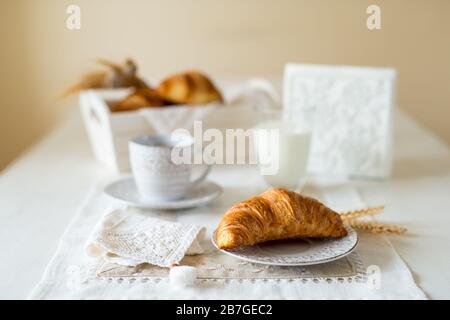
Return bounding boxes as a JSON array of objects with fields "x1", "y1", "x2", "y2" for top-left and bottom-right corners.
[{"x1": 0, "y1": 0, "x2": 449, "y2": 171}]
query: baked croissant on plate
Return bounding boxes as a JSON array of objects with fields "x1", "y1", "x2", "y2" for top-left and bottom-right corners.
[
  {"x1": 156, "y1": 71, "x2": 223, "y2": 105},
  {"x1": 215, "y1": 188, "x2": 347, "y2": 250}
]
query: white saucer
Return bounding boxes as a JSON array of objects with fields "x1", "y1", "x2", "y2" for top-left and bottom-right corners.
[
  {"x1": 211, "y1": 225, "x2": 358, "y2": 266},
  {"x1": 104, "y1": 177, "x2": 222, "y2": 210}
]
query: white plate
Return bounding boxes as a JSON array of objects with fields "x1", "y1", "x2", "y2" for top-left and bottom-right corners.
[
  {"x1": 104, "y1": 177, "x2": 222, "y2": 210},
  {"x1": 211, "y1": 225, "x2": 358, "y2": 266}
]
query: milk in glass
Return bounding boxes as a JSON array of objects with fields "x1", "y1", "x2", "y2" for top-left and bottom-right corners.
[{"x1": 254, "y1": 120, "x2": 311, "y2": 190}]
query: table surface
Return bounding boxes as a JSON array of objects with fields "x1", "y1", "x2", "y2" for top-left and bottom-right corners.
[{"x1": 1, "y1": 105, "x2": 449, "y2": 299}]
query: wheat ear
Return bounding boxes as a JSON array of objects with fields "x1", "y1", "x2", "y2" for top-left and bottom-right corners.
[
  {"x1": 344, "y1": 220, "x2": 407, "y2": 235},
  {"x1": 340, "y1": 205, "x2": 385, "y2": 220}
]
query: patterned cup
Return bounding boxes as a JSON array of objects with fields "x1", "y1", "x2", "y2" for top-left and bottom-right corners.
[{"x1": 129, "y1": 134, "x2": 210, "y2": 201}]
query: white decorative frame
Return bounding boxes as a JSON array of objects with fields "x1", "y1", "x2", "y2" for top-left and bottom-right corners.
[{"x1": 283, "y1": 63, "x2": 396, "y2": 178}]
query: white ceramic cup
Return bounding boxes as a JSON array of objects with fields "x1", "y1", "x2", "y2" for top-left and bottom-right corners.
[{"x1": 129, "y1": 134, "x2": 210, "y2": 201}]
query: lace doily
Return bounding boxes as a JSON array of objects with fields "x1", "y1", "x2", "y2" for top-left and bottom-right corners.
[{"x1": 87, "y1": 209, "x2": 205, "y2": 267}]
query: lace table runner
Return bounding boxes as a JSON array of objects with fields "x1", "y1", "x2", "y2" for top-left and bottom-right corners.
[
  {"x1": 95, "y1": 245, "x2": 365, "y2": 282},
  {"x1": 29, "y1": 172, "x2": 426, "y2": 299}
]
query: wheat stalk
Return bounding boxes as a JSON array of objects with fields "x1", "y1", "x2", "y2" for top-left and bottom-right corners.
[
  {"x1": 344, "y1": 219, "x2": 407, "y2": 235},
  {"x1": 340, "y1": 205, "x2": 385, "y2": 220},
  {"x1": 339, "y1": 205, "x2": 407, "y2": 235}
]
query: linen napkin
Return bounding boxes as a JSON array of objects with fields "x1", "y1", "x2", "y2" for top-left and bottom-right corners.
[{"x1": 86, "y1": 209, "x2": 205, "y2": 268}]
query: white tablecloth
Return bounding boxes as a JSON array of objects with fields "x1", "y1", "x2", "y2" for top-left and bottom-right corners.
[
  {"x1": 1, "y1": 102, "x2": 449, "y2": 299},
  {"x1": 28, "y1": 169, "x2": 425, "y2": 299}
]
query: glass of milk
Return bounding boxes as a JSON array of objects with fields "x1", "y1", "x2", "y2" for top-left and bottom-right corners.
[{"x1": 253, "y1": 107, "x2": 312, "y2": 191}]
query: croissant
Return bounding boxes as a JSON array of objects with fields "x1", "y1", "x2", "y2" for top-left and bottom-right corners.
[
  {"x1": 112, "y1": 87, "x2": 168, "y2": 112},
  {"x1": 156, "y1": 71, "x2": 223, "y2": 105},
  {"x1": 215, "y1": 188, "x2": 347, "y2": 250}
]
